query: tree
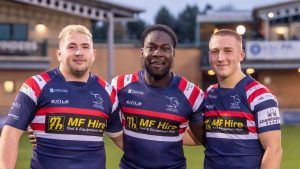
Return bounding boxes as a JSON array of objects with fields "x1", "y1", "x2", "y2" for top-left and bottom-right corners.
[
  {"x1": 154, "y1": 6, "x2": 175, "y2": 29},
  {"x1": 127, "y1": 19, "x2": 146, "y2": 40},
  {"x1": 175, "y1": 5, "x2": 199, "y2": 43}
]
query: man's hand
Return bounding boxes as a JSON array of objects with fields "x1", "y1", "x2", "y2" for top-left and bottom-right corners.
[{"x1": 27, "y1": 127, "x2": 37, "y2": 147}]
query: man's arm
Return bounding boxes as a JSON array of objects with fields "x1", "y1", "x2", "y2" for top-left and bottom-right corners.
[
  {"x1": 259, "y1": 130, "x2": 282, "y2": 169},
  {"x1": 0, "y1": 125, "x2": 24, "y2": 169},
  {"x1": 106, "y1": 132, "x2": 124, "y2": 150},
  {"x1": 183, "y1": 122, "x2": 204, "y2": 146}
]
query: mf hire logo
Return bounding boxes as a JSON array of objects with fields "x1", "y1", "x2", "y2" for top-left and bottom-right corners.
[{"x1": 90, "y1": 92, "x2": 104, "y2": 110}]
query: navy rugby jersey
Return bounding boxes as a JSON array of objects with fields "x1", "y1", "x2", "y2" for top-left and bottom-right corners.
[
  {"x1": 111, "y1": 70, "x2": 204, "y2": 169},
  {"x1": 203, "y1": 75, "x2": 280, "y2": 169},
  {"x1": 5, "y1": 68, "x2": 122, "y2": 169}
]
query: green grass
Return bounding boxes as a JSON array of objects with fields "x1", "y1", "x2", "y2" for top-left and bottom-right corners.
[{"x1": 16, "y1": 125, "x2": 299, "y2": 169}]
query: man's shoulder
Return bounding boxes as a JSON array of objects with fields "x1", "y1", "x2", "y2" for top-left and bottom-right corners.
[{"x1": 111, "y1": 72, "x2": 140, "y2": 92}]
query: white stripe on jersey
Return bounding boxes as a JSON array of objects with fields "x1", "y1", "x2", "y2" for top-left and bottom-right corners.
[
  {"x1": 193, "y1": 91, "x2": 204, "y2": 112},
  {"x1": 182, "y1": 82, "x2": 194, "y2": 99},
  {"x1": 34, "y1": 131, "x2": 103, "y2": 142},
  {"x1": 180, "y1": 121, "x2": 189, "y2": 128},
  {"x1": 124, "y1": 128, "x2": 184, "y2": 142},
  {"x1": 250, "y1": 93, "x2": 277, "y2": 111},
  {"x1": 106, "y1": 130, "x2": 123, "y2": 138},
  {"x1": 104, "y1": 82, "x2": 113, "y2": 96},
  {"x1": 112, "y1": 96, "x2": 119, "y2": 113},
  {"x1": 247, "y1": 120, "x2": 256, "y2": 127},
  {"x1": 206, "y1": 132, "x2": 258, "y2": 140},
  {"x1": 246, "y1": 84, "x2": 265, "y2": 98},
  {"x1": 124, "y1": 74, "x2": 133, "y2": 87},
  {"x1": 257, "y1": 107, "x2": 280, "y2": 128},
  {"x1": 110, "y1": 77, "x2": 117, "y2": 90},
  {"x1": 20, "y1": 83, "x2": 37, "y2": 104},
  {"x1": 32, "y1": 75, "x2": 47, "y2": 90},
  {"x1": 31, "y1": 116, "x2": 45, "y2": 123}
]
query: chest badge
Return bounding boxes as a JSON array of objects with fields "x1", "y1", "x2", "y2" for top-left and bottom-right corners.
[
  {"x1": 90, "y1": 92, "x2": 104, "y2": 110},
  {"x1": 230, "y1": 95, "x2": 241, "y2": 109}
]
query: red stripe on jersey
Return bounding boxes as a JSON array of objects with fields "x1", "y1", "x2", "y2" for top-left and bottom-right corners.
[
  {"x1": 248, "y1": 126, "x2": 257, "y2": 133},
  {"x1": 245, "y1": 81, "x2": 259, "y2": 91},
  {"x1": 40, "y1": 72, "x2": 51, "y2": 83},
  {"x1": 205, "y1": 84, "x2": 218, "y2": 98},
  {"x1": 178, "y1": 77, "x2": 188, "y2": 92},
  {"x1": 97, "y1": 77, "x2": 107, "y2": 89},
  {"x1": 121, "y1": 106, "x2": 188, "y2": 123},
  {"x1": 36, "y1": 107, "x2": 109, "y2": 118},
  {"x1": 131, "y1": 72, "x2": 139, "y2": 83},
  {"x1": 30, "y1": 123, "x2": 45, "y2": 131},
  {"x1": 247, "y1": 87, "x2": 270, "y2": 104},
  {"x1": 25, "y1": 77, "x2": 41, "y2": 97},
  {"x1": 204, "y1": 110, "x2": 255, "y2": 121},
  {"x1": 110, "y1": 89, "x2": 116, "y2": 105},
  {"x1": 122, "y1": 119, "x2": 126, "y2": 126},
  {"x1": 189, "y1": 86, "x2": 201, "y2": 107},
  {"x1": 179, "y1": 128, "x2": 185, "y2": 134},
  {"x1": 117, "y1": 75, "x2": 125, "y2": 91}
]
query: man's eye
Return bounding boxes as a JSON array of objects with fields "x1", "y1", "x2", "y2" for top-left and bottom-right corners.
[
  {"x1": 210, "y1": 50, "x2": 219, "y2": 55},
  {"x1": 224, "y1": 50, "x2": 232, "y2": 54}
]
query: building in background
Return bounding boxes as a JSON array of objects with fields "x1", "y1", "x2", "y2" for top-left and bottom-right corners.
[
  {"x1": 0, "y1": 0, "x2": 143, "y2": 113},
  {"x1": 196, "y1": 0, "x2": 300, "y2": 120},
  {"x1": 0, "y1": 0, "x2": 202, "y2": 115}
]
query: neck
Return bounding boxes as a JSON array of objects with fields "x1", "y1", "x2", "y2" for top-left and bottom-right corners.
[
  {"x1": 144, "y1": 71, "x2": 172, "y2": 88},
  {"x1": 218, "y1": 71, "x2": 246, "y2": 88},
  {"x1": 59, "y1": 67, "x2": 89, "y2": 82}
]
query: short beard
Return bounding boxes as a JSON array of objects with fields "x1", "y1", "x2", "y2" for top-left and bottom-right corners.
[{"x1": 144, "y1": 64, "x2": 171, "y2": 80}]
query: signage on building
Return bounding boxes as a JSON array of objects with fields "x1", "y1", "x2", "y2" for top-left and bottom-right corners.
[
  {"x1": 246, "y1": 41, "x2": 300, "y2": 60},
  {"x1": 0, "y1": 41, "x2": 38, "y2": 55}
]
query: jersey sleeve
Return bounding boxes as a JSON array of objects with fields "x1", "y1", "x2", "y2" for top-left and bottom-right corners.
[
  {"x1": 5, "y1": 81, "x2": 37, "y2": 131},
  {"x1": 246, "y1": 81, "x2": 281, "y2": 134},
  {"x1": 104, "y1": 81, "x2": 123, "y2": 137},
  {"x1": 178, "y1": 77, "x2": 205, "y2": 123}
]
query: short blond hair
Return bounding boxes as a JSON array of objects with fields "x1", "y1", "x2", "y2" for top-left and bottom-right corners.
[
  {"x1": 209, "y1": 29, "x2": 243, "y2": 49},
  {"x1": 58, "y1": 25, "x2": 92, "y2": 42}
]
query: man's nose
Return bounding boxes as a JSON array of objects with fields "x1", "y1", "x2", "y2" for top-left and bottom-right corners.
[
  {"x1": 153, "y1": 49, "x2": 163, "y2": 56},
  {"x1": 217, "y1": 51, "x2": 225, "y2": 61}
]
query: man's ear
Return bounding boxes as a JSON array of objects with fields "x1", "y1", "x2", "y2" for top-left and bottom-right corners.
[
  {"x1": 140, "y1": 48, "x2": 144, "y2": 58},
  {"x1": 240, "y1": 49, "x2": 245, "y2": 62},
  {"x1": 56, "y1": 50, "x2": 62, "y2": 62}
]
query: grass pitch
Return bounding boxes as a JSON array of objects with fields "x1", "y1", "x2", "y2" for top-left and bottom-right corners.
[{"x1": 16, "y1": 125, "x2": 299, "y2": 169}]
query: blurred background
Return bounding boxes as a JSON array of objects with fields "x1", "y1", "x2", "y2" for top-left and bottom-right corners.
[{"x1": 0, "y1": 0, "x2": 299, "y2": 168}]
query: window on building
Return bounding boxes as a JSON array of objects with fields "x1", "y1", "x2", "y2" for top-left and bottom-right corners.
[{"x1": 0, "y1": 24, "x2": 28, "y2": 41}]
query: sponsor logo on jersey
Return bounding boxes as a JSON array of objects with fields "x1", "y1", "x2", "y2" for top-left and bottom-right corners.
[
  {"x1": 10, "y1": 102, "x2": 21, "y2": 110},
  {"x1": 208, "y1": 94, "x2": 217, "y2": 99},
  {"x1": 51, "y1": 99, "x2": 69, "y2": 104},
  {"x1": 46, "y1": 113, "x2": 106, "y2": 136},
  {"x1": 49, "y1": 88, "x2": 68, "y2": 93},
  {"x1": 165, "y1": 96, "x2": 179, "y2": 113},
  {"x1": 8, "y1": 113, "x2": 19, "y2": 120},
  {"x1": 204, "y1": 116, "x2": 248, "y2": 134},
  {"x1": 90, "y1": 92, "x2": 104, "y2": 110},
  {"x1": 128, "y1": 89, "x2": 144, "y2": 95},
  {"x1": 230, "y1": 95, "x2": 241, "y2": 109},
  {"x1": 258, "y1": 107, "x2": 280, "y2": 127},
  {"x1": 205, "y1": 104, "x2": 214, "y2": 109},
  {"x1": 126, "y1": 100, "x2": 142, "y2": 106},
  {"x1": 124, "y1": 114, "x2": 179, "y2": 136}
]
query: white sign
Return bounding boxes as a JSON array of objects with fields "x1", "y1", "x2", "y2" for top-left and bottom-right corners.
[{"x1": 246, "y1": 41, "x2": 300, "y2": 60}]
